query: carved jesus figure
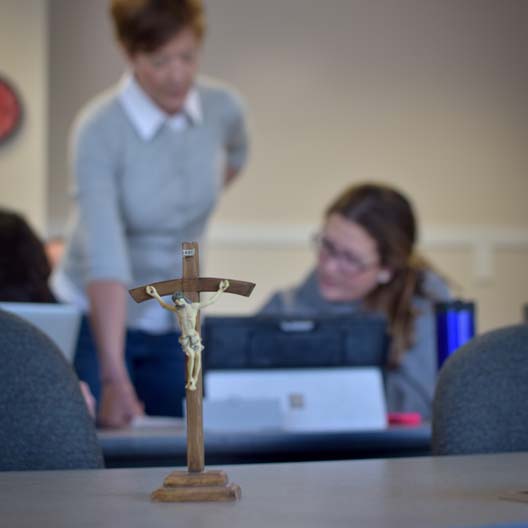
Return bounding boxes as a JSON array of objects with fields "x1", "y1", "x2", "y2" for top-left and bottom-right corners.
[{"x1": 145, "y1": 279, "x2": 230, "y2": 390}]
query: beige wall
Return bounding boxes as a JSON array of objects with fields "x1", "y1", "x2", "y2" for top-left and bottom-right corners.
[
  {"x1": 203, "y1": 0, "x2": 528, "y2": 227},
  {"x1": 47, "y1": 0, "x2": 528, "y2": 331},
  {"x1": 0, "y1": 0, "x2": 48, "y2": 234},
  {"x1": 48, "y1": 0, "x2": 124, "y2": 235}
]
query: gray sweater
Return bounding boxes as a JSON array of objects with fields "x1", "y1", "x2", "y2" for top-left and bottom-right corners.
[
  {"x1": 260, "y1": 270, "x2": 451, "y2": 419},
  {"x1": 54, "y1": 76, "x2": 249, "y2": 332}
]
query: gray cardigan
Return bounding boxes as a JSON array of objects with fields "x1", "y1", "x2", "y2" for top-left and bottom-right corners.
[
  {"x1": 260, "y1": 270, "x2": 451, "y2": 419},
  {"x1": 54, "y1": 76, "x2": 249, "y2": 332}
]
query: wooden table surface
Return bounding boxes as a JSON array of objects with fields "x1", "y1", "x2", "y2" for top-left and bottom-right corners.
[{"x1": 2, "y1": 453, "x2": 528, "y2": 527}]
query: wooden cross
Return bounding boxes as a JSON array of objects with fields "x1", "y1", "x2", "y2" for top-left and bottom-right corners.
[{"x1": 129, "y1": 241, "x2": 255, "y2": 502}]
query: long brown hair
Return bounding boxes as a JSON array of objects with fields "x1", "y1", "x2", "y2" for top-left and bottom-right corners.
[{"x1": 326, "y1": 183, "x2": 438, "y2": 368}]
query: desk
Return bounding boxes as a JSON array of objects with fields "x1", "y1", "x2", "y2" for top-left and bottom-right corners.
[
  {"x1": 2, "y1": 453, "x2": 528, "y2": 527},
  {"x1": 98, "y1": 425, "x2": 431, "y2": 468}
]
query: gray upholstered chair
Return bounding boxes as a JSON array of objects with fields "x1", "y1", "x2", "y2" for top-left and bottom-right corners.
[
  {"x1": 0, "y1": 309, "x2": 104, "y2": 470},
  {"x1": 432, "y1": 324, "x2": 528, "y2": 456}
]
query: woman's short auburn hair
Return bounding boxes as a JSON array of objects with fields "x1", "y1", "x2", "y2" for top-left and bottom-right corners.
[{"x1": 110, "y1": 0, "x2": 206, "y2": 55}]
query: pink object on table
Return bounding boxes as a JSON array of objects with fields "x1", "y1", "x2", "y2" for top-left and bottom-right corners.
[{"x1": 388, "y1": 412, "x2": 422, "y2": 426}]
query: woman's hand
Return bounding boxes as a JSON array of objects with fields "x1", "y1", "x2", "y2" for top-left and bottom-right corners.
[
  {"x1": 97, "y1": 377, "x2": 144, "y2": 429},
  {"x1": 86, "y1": 280, "x2": 143, "y2": 428}
]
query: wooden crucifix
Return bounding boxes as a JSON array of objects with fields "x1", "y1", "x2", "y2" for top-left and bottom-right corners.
[{"x1": 129, "y1": 241, "x2": 255, "y2": 502}]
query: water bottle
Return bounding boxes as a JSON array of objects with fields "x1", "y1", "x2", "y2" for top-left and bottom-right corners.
[{"x1": 435, "y1": 300, "x2": 476, "y2": 369}]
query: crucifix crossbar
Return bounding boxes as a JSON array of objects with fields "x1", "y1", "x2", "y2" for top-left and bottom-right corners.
[
  {"x1": 129, "y1": 277, "x2": 255, "y2": 303},
  {"x1": 128, "y1": 242, "x2": 255, "y2": 502}
]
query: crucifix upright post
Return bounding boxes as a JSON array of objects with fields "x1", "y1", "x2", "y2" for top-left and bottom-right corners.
[
  {"x1": 182, "y1": 241, "x2": 204, "y2": 472},
  {"x1": 128, "y1": 241, "x2": 255, "y2": 502}
]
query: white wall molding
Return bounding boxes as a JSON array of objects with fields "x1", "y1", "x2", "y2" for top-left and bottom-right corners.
[{"x1": 207, "y1": 224, "x2": 528, "y2": 281}]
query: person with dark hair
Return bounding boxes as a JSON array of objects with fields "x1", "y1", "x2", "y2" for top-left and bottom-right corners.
[
  {"x1": 0, "y1": 209, "x2": 96, "y2": 417},
  {"x1": 52, "y1": 0, "x2": 250, "y2": 428},
  {"x1": 261, "y1": 183, "x2": 451, "y2": 419},
  {"x1": 0, "y1": 209, "x2": 55, "y2": 303}
]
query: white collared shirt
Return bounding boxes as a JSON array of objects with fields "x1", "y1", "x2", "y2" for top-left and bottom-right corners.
[{"x1": 118, "y1": 74, "x2": 202, "y2": 140}]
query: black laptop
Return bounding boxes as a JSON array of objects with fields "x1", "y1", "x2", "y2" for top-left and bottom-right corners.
[{"x1": 202, "y1": 314, "x2": 389, "y2": 371}]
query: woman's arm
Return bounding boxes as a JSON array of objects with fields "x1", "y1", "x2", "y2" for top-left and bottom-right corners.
[
  {"x1": 87, "y1": 280, "x2": 143, "y2": 428},
  {"x1": 72, "y1": 109, "x2": 142, "y2": 428},
  {"x1": 222, "y1": 90, "x2": 250, "y2": 187}
]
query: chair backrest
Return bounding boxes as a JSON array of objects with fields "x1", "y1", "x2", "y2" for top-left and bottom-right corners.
[
  {"x1": 0, "y1": 309, "x2": 104, "y2": 470},
  {"x1": 432, "y1": 324, "x2": 528, "y2": 456}
]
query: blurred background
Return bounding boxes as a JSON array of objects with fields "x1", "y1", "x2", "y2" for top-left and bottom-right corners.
[{"x1": 1, "y1": 0, "x2": 527, "y2": 329}]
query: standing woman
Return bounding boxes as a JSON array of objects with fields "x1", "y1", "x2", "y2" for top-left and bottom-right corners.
[
  {"x1": 261, "y1": 183, "x2": 450, "y2": 419},
  {"x1": 52, "y1": 0, "x2": 249, "y2": 428}
]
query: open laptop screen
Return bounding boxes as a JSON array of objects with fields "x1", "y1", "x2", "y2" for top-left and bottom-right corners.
[
  {"x1": 202, "y1": 314, "x2": 389, "y2": 371},
  {"x1": 0, "y1": 302, "x2": 81, "y2": 362},
  {"x1": 205, "y1": 367, "x2": 387, "y2": 431}
]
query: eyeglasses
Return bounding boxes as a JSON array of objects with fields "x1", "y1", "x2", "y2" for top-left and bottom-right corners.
[{"x1": 313, "y1": 233, "x2": 379, "y2": 275}]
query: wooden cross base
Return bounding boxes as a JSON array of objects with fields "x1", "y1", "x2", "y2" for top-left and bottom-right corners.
[{"x1": 151, "y1": 470, "x2": 241, "y2": 502}]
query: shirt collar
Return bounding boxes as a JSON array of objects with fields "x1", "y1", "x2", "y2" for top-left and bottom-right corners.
[{"x1": 118, "y1": 74, "x2": 202, "y2": 141}]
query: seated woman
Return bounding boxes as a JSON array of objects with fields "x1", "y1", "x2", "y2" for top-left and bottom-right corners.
[
  {"x1": 0, "y1": 208, "x2": 95, "y2": 417},
  {"x1": 260, "y1": 183, "x2": 450, "y2": 419}
]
